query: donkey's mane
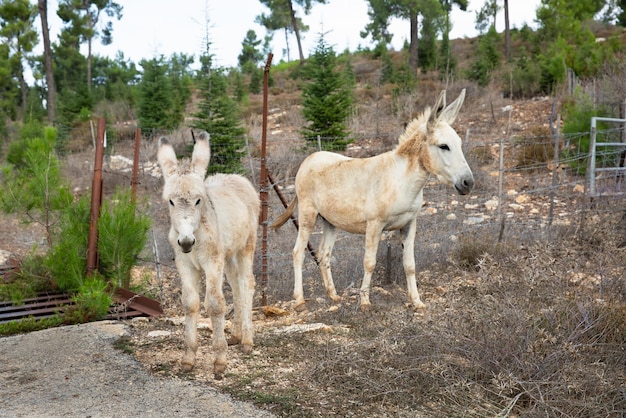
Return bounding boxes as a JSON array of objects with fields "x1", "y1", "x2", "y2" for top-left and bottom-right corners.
[{"x1": 398, "y1": 107, "x2": 432, "y2": 145}]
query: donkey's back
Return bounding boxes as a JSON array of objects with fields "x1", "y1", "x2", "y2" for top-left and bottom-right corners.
[{"x1": 205, "y1": 173, "x2": 259, "y2": 252}]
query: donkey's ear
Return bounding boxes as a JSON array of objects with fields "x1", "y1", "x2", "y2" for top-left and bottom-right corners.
[
  {"x1": 437, "y1": 89, "x2": 465, "y2": 124},
  {"x1": 191, "y1": 131, "x2": 210, "y2": 177},
  {"x1": 196, "y1": 131, "x2": 210, "y2": 142},
  {"x1": 157, "y1": 136, "x2": 178, "y2": 180},
  {"x1": 429, "y1": 90, "x2": 446, "y2": 124}
]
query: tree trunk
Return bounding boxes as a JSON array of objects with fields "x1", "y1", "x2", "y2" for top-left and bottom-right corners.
[
  {"x1": 409, "y1": 12, "x2": 419, "y2": 74},
  {"x1": 288, "y1": 1, "x2": 305, "y2": 64},
  {"x1": 284, "y1": 28, "x2": 291, "y2": 62},
  {"x1": 87, "y1": 37, "x2": 92, "y2": 92},
  {"x1": 38, "y1": 0, "x2": 56, "y2": 123},
  {"x1": 504, "y1": 0, "x2": 511, "y2": 60},
  {"x1": 17, "y1": 47, "x2": 27, "y2": 117}
]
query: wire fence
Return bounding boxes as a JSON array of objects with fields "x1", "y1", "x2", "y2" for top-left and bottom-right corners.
[{"x1": 88, "y1": 122, "x2": 626, "y2": 305}]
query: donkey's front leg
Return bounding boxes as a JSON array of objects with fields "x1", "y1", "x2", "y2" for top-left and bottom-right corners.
[
  {"x1": 178, "y1": 263, "x2": 202, "y2": 372},
  {"x1": 204, "y1": 261, "x2": 228, "y2": 379}
]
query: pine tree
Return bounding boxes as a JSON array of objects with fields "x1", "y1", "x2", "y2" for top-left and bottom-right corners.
[
  {"x1": 0, "y1": 126, "x2": 73, "y2": 248},
  {"x1": 238, "y1": 30, "x2": 265, "y2": 95},
  {"x1": 0, "y1": 0, "x2": 39, "y2": 119},
  {"x1": 238, "y1": 29, "x2": 264, "y2": 72},
  {"x1": 300, "y1": 33, "x2": 353, "y2": 151},
  {"x1": 192, "y1": 50, "x2": 245, "y2": 174},
  {"x1": 0, "y1": 43, "x2": 18, "y2": 135},
  {"x1": 137, "y1": 57, "x2": 175, "y2": 131},
  {"x1": 466, "y1": 26, "x2": 501, "y2": 87}
]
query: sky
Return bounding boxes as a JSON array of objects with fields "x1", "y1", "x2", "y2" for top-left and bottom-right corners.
[{"x1": 40, "y1": 0, "x2": 541, "y2": 68}]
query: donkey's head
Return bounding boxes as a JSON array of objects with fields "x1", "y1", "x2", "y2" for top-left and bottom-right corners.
[
  {"x1": 402, "y1": 89, "x2": 474, "y2": 195},
  {"x1": 157, "y1": 132, "x2": 211, "y2": 253}
]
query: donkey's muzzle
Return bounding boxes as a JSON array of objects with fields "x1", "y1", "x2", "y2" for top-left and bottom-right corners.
[
  {"x1": 178, "y1": 238, "x2": 195, "y2": 253},
  {"x1": 455, "y1": 175, "x2": 474, "y2": 195}
]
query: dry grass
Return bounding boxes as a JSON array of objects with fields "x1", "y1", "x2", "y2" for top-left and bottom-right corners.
[{"x1": 229, "y1": 218, "x2": 625, "y2": 417}]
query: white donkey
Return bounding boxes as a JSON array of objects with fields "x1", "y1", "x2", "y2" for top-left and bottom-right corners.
[
  {"x1": 158, "y1": 132, "x2": 260, "y2": 378},
  {"x1": 272, "y1": 90, "x2": 473, "y2": 311}
]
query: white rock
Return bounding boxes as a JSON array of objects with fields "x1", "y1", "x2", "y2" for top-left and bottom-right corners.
[
  {"x1": 273, "y1": 323, "x2": 332, "y2": 335},
  {"x1": 484, "y1": 199, "x2": 499, "y2": 211},
  {"x1": 109, "y1": 155, "x2": 133, "y2": 170},
  {"x1": 147, "y1": 330, "x2": 172, "y2": 338},
  {"x1": 0, "y1": 249, "x2": 12, "y2": 265},
  {"x1": 463, "y1": 217, "x2": 485, "y2": 225}
]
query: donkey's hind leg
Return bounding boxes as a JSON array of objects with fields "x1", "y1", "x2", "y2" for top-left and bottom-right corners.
[
  {"x1": 291, "y1": 206, "x2": 317, "y2": 310},
  {"x1": 318, "y1": 218, "x2": 340, "y2": 303}
]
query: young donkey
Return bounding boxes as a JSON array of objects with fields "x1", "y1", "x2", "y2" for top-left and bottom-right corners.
[
  {"x1": 272, "y1": 89, "x2": 473, "y2": 311},
  {"x1": 158, "y1": 132, "x2": 260, "y2": 378}
]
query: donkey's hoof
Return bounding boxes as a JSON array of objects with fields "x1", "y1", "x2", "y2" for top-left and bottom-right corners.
[
  {"x1": 227, "y1": 335, "x2": 241, "y2": 346},
  {"x1": 359, "y1": 302, "x2": 371, "y2": 312},
  {"x1": 330, "y1": 295, "x2": 342, "y2": 304},
  {"x1": 181, "y1": 362, "x2": 195, "y2": 373},
  {"x1": 293, "y1": 301, "x2": 307, "y2": 312},
  {"x1": 214, "y1": 363, "x2": 226, "y2": 380},
  {"x1": 408, "y1": 300, "x2": 427, "y2": 311},
  {"x1": 241, "y1": 343, "x2": 253, "y2": 355}
]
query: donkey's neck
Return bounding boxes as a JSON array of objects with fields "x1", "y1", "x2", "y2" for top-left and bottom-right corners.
[{"x1": 392, "y1": 134, "x2": 431, "y2": 190}]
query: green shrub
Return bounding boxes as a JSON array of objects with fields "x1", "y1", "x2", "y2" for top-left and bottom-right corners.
[
  {"x1": 561, "y1": 91, "x2": 608, "y2": 174},
  {"x1": 0, "y1": 316, "x2": 64, "y2": 336},
  {"x1": 64, "y1": 275, "x2": 111, "y2": 323},
  {"x1": 507, "y1": 49, "x2": 542, "y2": 98},
  {"x1": 97, "y1": 189, "x2": 151, "y2": 289},
  {"x1": 46, "y1": 188, "x2": 151, "y2": 291},
  {"x1": 45, "y1": 195, "x2": 91, "y2": 291},
  {"x1": 0, "y1": 254, "x2": 56, "y2": 304}
]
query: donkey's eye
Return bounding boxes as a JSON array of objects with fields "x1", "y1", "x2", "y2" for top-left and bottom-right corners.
[
  {"x1": 169, "y1": 199, "x2": 174, "y2": 206},
  {"x1": 195, "y1": 199, "x2": 201, "y2": 206},
  {"x1": 438, "y1": 144, "x2": 450, "y2": 151}
]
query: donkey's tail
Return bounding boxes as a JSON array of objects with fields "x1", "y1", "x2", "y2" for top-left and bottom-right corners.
[{"x1": 270, "y1": 196, "x2": 298, "y2": 230}]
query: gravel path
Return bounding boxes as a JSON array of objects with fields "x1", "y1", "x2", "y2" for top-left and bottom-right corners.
[{"x1": 0, "y1": 321, "x2": 276, "y2": 418}]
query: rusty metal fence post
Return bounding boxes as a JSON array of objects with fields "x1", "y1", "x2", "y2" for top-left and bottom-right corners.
[
  {"x1": 259, "y1": 53, "x2": 273, "y2": 306},
  {"x1": 86, "y1": 118, "x2": 106, "y2": 276}
]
